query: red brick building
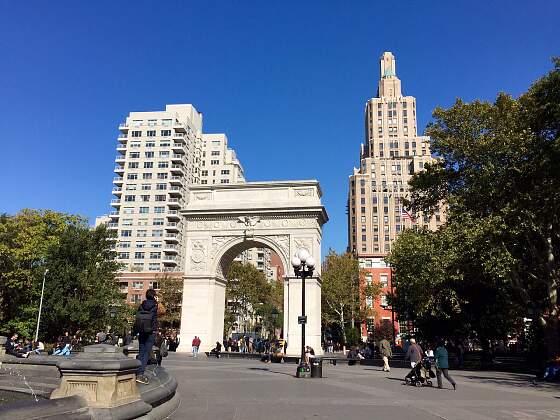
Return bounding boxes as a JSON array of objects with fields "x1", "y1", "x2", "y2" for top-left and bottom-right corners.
[{"x1": 358, "y1": 254, "x2": 401, "y2": 343}]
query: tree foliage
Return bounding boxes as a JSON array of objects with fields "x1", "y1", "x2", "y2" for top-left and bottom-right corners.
[
  {"x1": 321, "y1": 250, "x2": 382, "y2": 344},
  {"x1": 0, "y1": 209, "x2": 125, "y2": 341},
  {"x1": 155, "y1": 274, "x2": 183, "y2": 331},
  {"x1": 392, "y1": 58, "x2": 560, "y2": 356},
  {"x1": 225, "y1": 261, "x2": 282, "y2": 337}
]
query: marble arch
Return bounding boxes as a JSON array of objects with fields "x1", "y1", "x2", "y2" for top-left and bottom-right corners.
[{"x1": 176, "y1": 181, "x2": 328, "y2": 355}]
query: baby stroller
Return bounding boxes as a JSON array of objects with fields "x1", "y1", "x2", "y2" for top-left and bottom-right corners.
[{"x1": 404, "y1": 357, "x2": 435, "y2": 387}]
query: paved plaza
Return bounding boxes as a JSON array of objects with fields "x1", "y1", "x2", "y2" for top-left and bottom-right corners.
[{"x1": 164, "y1": 353, "x2": 560, "y2": 420}]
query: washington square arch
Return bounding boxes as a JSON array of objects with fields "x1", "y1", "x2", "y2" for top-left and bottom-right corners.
[{"x1": 176, "y1": 180, "x2": 328, "y2": 356}]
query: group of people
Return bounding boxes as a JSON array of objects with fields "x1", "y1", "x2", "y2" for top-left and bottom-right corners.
[{"x1": 5, "y1": 331, "x2": 79, "y2": 358}]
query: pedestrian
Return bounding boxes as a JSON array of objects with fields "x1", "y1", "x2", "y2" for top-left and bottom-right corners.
[
  {"x1": 435, "y1": 340, "x2": 456, "y2": 390},
  {"x1": 405, "y1": 338, "x2": 423, "y2": 368},
  {"x1": 133, "y1": 288, "x2": 158, "y2": 385},
  {"x1": 211, "y1": 341, "x2": 222, "y2": 358},
  {"x1": 192, "y1": 336, "x2": 201, "y2": 357},
  {"x1": 379, "y1": 337, "x2": 392, "y2": 372}
]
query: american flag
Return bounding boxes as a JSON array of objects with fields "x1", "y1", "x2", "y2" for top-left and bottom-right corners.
[{"x1": 401, "y1": 207, "x2": 416, "y2": 223}]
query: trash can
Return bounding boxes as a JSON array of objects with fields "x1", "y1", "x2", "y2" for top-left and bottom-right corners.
[{"x1": 310, "y1": 357, "x2": 323, "y2": 378}]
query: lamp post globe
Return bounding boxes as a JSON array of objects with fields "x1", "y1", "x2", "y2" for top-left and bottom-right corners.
[
  {"x1": 291, "y1": 256, "x2": 302, "y2": 269},
  {"x1": 297, "y1": 248, "x2": 310, "y2": 263}
]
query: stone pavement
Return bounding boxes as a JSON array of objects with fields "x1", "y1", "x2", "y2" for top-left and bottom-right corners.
[{"x1": 164, "y1": 353, "x2": 560, "y2": 420}]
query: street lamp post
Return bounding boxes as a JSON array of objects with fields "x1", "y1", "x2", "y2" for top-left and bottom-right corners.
[
  {"x1": 291, "y1": 248, "x2": 316, "y2": 378},
  {"x1": 34, "y1": 268, "x2": 49, "y2": 342}
]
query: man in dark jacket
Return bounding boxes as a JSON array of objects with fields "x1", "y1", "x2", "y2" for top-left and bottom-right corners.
[
  {"x1": 379, "y1": 338, "x2": 392, "y2": 372},
  {"x1": 405, "y1": 338, "x2": 423, "y2": 368},
  {"x1": 134, "y1": 288, "x2": 158, "y2": 384}
]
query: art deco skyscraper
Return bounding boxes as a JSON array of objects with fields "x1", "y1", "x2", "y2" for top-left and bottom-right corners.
[
  {"x1": 347, "y1": 52, "x2": 445, "y2": 340},
  {"x1": 348, "y1": 52, "x2": 444, "y2": 256}
]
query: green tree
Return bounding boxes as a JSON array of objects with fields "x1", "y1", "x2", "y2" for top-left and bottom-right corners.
[
  {"x1": 0, "y1": 209, "x2": 81, "y2": 337},
  {"x1": 156, "y1": 274, "x2": 183, "y2": 331},
  {"x1": 321, "y1": 251, "x2": 382, "y2": 346},
  {"x1": 225, "y1": 261, "x2": 271, "y2": 334},
  {"x1": 0, "y1": 209, "x2": 125, "y2": 341},
  {"x1": 399, "y1": 58, "x2": 560, "y2": 357},
  {"x1": 40, "y1": 223, "x2": 124, "y2": 341}
]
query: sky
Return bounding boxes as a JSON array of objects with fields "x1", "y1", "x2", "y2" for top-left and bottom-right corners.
[{"x1": 1, "y1": 1, "x2": 558, "y2": 256}]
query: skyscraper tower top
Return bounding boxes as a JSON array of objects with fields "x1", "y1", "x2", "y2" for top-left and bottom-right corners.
[{"x1": 378, "y1": 51, "x2": 402, "y2": 98}]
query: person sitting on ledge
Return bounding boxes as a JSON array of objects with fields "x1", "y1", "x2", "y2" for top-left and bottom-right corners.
[
  {"x1": 6, "y1": 333, "x2": 30, "y2": 358},
  {"x1": 210, "y1": 341, "x2": 222, "y2": 358}
]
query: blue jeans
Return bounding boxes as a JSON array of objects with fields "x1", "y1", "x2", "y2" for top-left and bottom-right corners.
[{"x1": 138, "y1": 334, "x2": 155, "y2": 375}]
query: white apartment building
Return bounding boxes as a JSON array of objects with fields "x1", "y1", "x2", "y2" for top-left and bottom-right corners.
[
  {"x1": 200, "y1": 134, "x2": 245, "y2": 185},
  {"x1": 105, "y1": 104, "x2": 246, "y2": 304}
]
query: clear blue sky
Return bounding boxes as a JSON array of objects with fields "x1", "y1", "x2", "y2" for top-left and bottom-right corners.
[{"x1": 1, "y1": 1, "x2": 558, "y2": 256}]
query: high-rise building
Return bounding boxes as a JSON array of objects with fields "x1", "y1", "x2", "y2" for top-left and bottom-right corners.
[
  {"x1": 106, "y1": 104, "x2": 245, "y2": 303},
  {"x1": 200, "y1": 134, "x2": 245, "y2": 185},
  {"x1": 347, "y1": 52, "x2": 445, "y2": 341}
]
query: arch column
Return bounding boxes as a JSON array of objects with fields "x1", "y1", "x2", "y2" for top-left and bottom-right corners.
[
  {"x1": 176, "y1": 276, "x2": 226, "y2": 353},
  {"x1": 283, "y1": 276, "x2": 323, "y2": 356}
]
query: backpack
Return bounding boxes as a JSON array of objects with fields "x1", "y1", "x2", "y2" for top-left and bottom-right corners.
[{"x1": 134, "y1": 307, "x2": 153, "y2": 334}]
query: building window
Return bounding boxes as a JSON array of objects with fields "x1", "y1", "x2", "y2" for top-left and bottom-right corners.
[
  {"x1": 380, "y1": 295, "x2": 388, "y2": 307},
  {"x1": 146, "y1": 141, "x2": 156, "y2": 148},
  {"x1": 158, "y1": 162, "x2": 169, "y2": 168},
  {"x1": 161, "y1": 130, "x2": 171, "y2": 136},
  {"x1": 147, "y1": 130, "x2": 156, "y2": 137},
  {"x1": 150, "y1": 252, "x2": 161, "y2": 259},
  {"x1": 134, "y1": 252, "x2": 145, "y2": 259},
  {"x1": 153, "y1": 218, "x2": 164, "y2": 226},
  {"x1": 131, "y1": 131, "x2": 142, "y2": 137},
  {"x1": 124, "y1": 195, "x2": 135, "y2": 202},
  {"x1": 118, "y1": 252, "x2": 130, "y2": 259},
  {"x1": 144, "y1": 162, "x2": 154, "y2": 169},
  {"x1": 127, "y1": 173, "x2": 138, "y2": 180},
  {"x1": 155, "y1": 195, "x2": 166, "y2": 202},
  {"x1": 152, "y1": 230, "x2": 163, "y2": 237},
  {"x1": 137, "y1": 230, "x2": 147, "y2": 237},
  {"x1": 142, "y1": 173, "x2": 152, "y2": 180},
  {"x1": 136, "y1": 241, "x2": 146, "y2": 248},
  {"x1": 154, "y1": 206, "x2": 165, "y2": 213},
  {"x1": 141, "y1": 184, "x2": 151, "y2": 191},
  {"x1": 145, "y1": 151, "x2": 154, "y2": 158},
  {"x1": 140, "y1": 195, "x2": 150, "y2": 202},
  {"x1": 220, "y1": 179, "x2": 230, "y2": 184},
  {"x1": 380, "y1": 275, "x2": 388, "y2": 287},
  {"x1": 121, "y1": 230, "x2": 132, "y2": 237},
  {"x1": 128, "y1": 162, "x2": 139, "y2": 169},
  {"x1": 210, "y1": 160, "x2": 219, "y2": 165},
  {"x1": 131, "y1": 294, "x2": 142, "y2": 303}
]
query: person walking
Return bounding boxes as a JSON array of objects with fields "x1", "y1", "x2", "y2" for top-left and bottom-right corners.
[
  {"x1": 435, "y1": 340, "x2": 456, "y2": 390},
  {"x1": 379, "y1": 337, "x2": 392, "y2": 372},
  {"x1": 192, "y1": 336, "x2": 201, "y2": 357},
  {"x1": 133, "y1": 288, "x2": 158, "y2": 385},
  {"x1": 405, "y1": 338, "x2": 423, "y2": 368}
]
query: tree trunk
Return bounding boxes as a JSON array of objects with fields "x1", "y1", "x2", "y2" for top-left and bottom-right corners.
[
  {"x1": 544, "y1": 316, "x2": 560, "y2": 359},
  {"x1": 340, "y1": 306, "x2": 346, "y2": 353}
]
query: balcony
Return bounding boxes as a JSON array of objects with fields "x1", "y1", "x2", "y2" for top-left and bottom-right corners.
[
  {"x1": 115, "y1": 155, "x2": 126, "y2": 162},
  {"x1": 113, "y1": 177, "x2": 124, "y2": 184},
  {"x1": 169, "y1": 176, "x2": 182, "y2": 185},
  {"x1": 119, "y1": 123, "x2": 129, "y2": 132},
  {"x1": 164, "y1": 244, "x2": 179, "y2": 253},
  {"x1": 173, "y1": 122, "x2": 186, "y2": 133},
  {"x1": 112, "y1": 186, "x2": 122, "y2": 193},
  {"x1": 166, "y1": 210, "x2": 180, "y2": 220},
  {"x1": 109, "y1": 211, "x2": 120, "y2": 216},
  {"x1": 171, "y1": 154, "x2": 184, "y2": 163},
  {"x1": 107, "y1": 223, "x2": 118, "y2": 229},
  {"x1": 116, "y1": 143, "x2": 127, "y2": 151},
  {"x1": 165, "y1": 222, "x2": 180, "y2": 232},
  {"x1": 162, "y1": 256, "x2": 179, "y2": 265},
  {"x1": 164, "y1": 233, "x2": 180, "y2": 243},
  {"x1": 172, "y1": 143, "x2": 184, "y2": 153},
  {"x1": 169, "y1": 187, "x2": 183, "y2": 197},
  {"x1": 114, "y1": 166, "x2": 125, "y2": 173}
]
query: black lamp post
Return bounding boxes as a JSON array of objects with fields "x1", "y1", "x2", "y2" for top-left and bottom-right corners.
[{"x1": 291, "y1": 248, "x2": 316, "y2": 378}]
